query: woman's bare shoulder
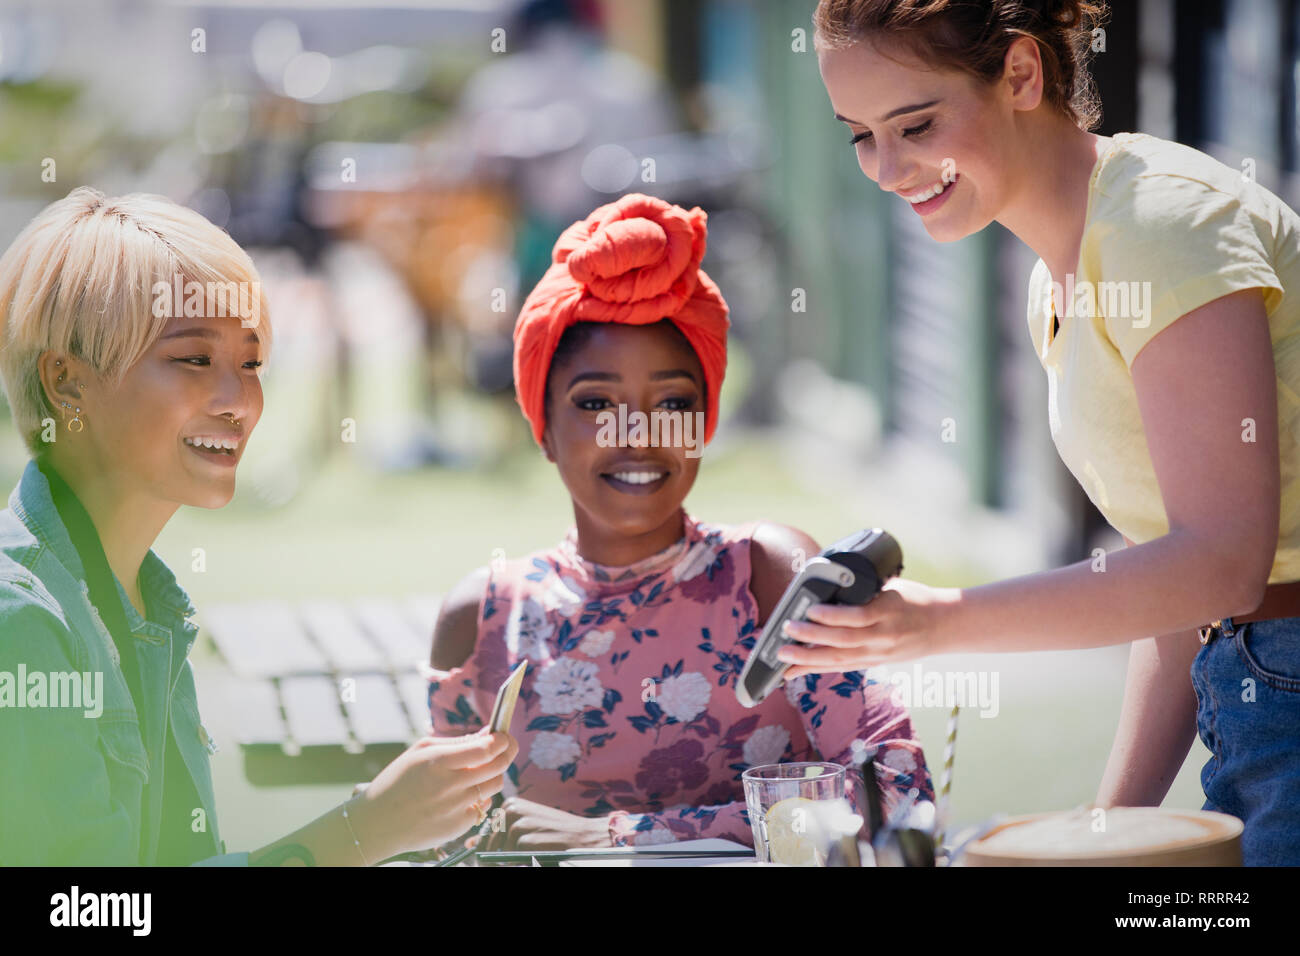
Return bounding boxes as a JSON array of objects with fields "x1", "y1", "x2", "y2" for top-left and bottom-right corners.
[
  {"x1": 746, "y1": 522, "x2": 821, "y2": 626},
  {"x1": 429, "y1": 565, "x2": 491, "y2": 670}
]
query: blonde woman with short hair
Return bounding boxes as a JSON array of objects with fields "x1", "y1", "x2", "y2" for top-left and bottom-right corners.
[{"x1": 0, "y1": 187, "x2": 516, "y2": 865}]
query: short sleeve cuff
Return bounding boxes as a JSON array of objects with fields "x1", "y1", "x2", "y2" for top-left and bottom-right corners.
[{"x1": 1109, "y1": 267, "x2": 1283, "y2": 369}]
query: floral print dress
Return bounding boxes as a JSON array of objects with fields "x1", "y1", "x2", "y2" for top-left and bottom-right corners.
[{"x1": 427, "y1": 513, "x2": 933, "y2": 847}]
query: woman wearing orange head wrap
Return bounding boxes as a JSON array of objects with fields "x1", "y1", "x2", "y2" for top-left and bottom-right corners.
[
  {"x1": 426, "y1": 194, "x2": 931, "y2": 855},
  {"x1": 512, "y1": 193, "x2": 730, "y2": 447}
]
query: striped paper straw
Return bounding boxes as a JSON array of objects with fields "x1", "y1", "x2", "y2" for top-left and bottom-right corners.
[{"x1": 934, "y1": 703, "x2": 959, "y2": 856}]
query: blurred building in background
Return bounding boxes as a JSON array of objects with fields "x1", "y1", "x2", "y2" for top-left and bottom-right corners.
[{"x1": 0, "y1": 0, "x2": 1296, "y2": 574}]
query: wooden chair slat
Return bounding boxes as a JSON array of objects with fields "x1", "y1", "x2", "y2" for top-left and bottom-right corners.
[
  {"x1": 202, "y1": 600, "x2": 331, "y2": 677},
  {"x1": 353, "y1": 599, "x2": 430, "y2": 671},
  {"x1": 298, "y1": 601, "x2": 389, "y2": 672},
  {"x1": 347, "y1": 674, "x2": 417, "y2": 745},
  {"x1": 279, "y1": 675, "x2": 351, "y2": 748},
  {"x1": 233, "y1": 678, "x2": 287, "y2": 747}
]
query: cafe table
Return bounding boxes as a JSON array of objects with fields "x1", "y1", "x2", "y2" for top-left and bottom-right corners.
[{"x1": 386, "y1": 838, "x2": 761, "y2": 867}]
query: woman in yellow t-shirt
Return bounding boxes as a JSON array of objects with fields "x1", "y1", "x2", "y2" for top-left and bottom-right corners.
[{"x1": 798, "y1": 0, "x2": 1300, "y2": 864}]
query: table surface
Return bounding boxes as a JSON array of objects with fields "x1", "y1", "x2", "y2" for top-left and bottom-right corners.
[{"x1": 388, "y1": 838, "x2": 759, "y2": 867}]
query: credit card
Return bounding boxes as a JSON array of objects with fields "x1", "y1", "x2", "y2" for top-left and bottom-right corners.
[{"x1": 488, "y1": 661, "x2": 528, "y2": 734}]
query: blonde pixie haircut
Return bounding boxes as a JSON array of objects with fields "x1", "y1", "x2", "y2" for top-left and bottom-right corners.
[{"x1": 0, "y1": 186, "x2": 272, "y2": 454}]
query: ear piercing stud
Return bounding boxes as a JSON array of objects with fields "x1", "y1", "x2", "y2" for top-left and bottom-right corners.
[{"x1": 54, "y1": 360, "x2": 83, "y2": 391}]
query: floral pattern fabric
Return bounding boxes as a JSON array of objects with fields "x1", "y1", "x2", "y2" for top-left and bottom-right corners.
[{"x1": 427, "y1": 513, "x2": 933, "y2": 847}]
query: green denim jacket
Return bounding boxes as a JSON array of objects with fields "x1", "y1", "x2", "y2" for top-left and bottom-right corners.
[{"x1": 0, "y1": 459, "x2": 247, "y2": 865}]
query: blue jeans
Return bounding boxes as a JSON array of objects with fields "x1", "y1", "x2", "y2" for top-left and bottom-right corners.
[{"x1": 1191, "y1": 614, "x2": 1300, "y2": 866}]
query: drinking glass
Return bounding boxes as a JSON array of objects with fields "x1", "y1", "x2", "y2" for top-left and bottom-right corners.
[{"x1": 742, "y1": 762, "x2": 849, "y2": 865}]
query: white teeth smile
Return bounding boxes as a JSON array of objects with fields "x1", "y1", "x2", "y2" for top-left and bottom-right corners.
[
  {"x1": 610, "y1": 471, "x2": 666, "y2": 485},
  {"x1": 904, "y1": 178, "x2": 953, "y2": 204},
  {"x1": 184, "y1": 436, "x2": 239, "y2": 452}
]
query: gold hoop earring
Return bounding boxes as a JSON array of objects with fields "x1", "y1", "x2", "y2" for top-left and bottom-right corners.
[{"x1": 60, "y1": 402, "x2": 84, "y2": 433}]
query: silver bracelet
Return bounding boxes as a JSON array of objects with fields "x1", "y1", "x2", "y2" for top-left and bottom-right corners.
[{"x1": 341, "y1": 801, "x2": 369, "y2": 866}]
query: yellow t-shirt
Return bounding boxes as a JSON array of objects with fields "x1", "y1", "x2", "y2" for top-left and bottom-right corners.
[{"x1": 1026, "y1": 132, "x2": 1300, "y2": 584}]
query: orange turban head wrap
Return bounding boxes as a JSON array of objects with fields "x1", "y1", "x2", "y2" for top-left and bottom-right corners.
[{"x1": 512, "y1": 193, "x2": 730, "y2": 448}]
